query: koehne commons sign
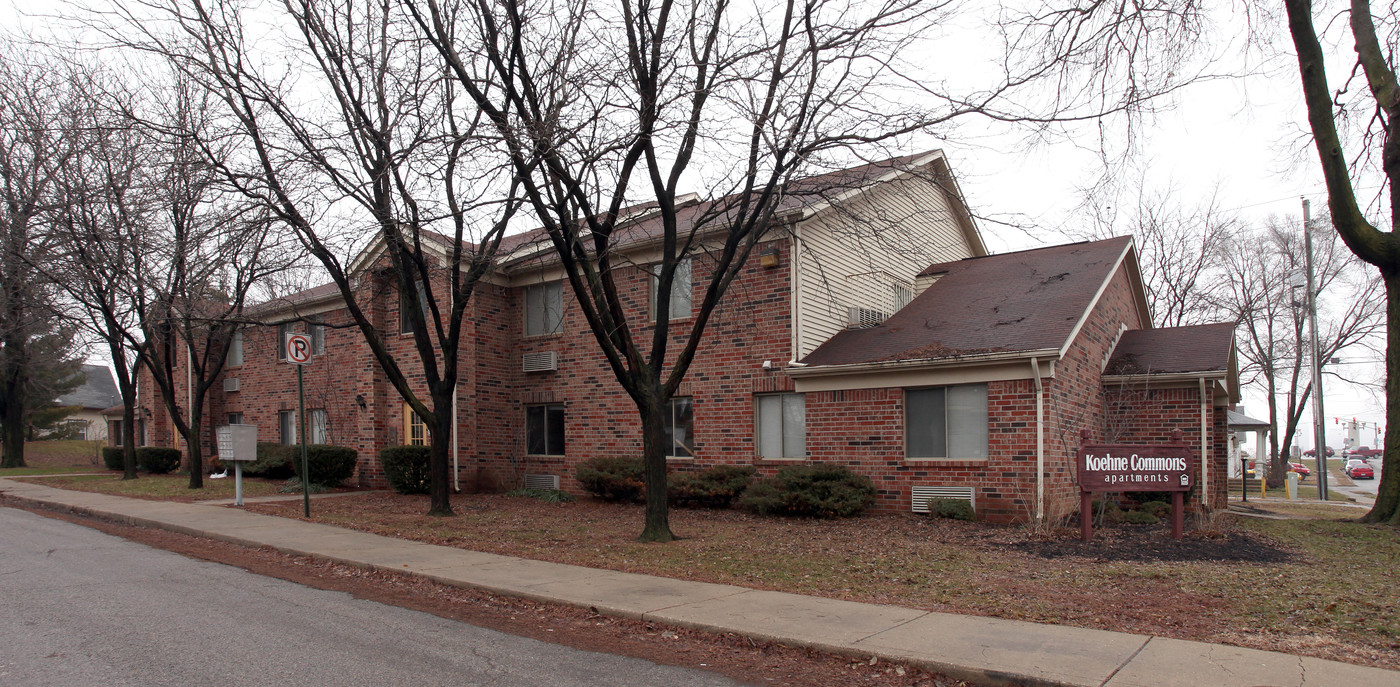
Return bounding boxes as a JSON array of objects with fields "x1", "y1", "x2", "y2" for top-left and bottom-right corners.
[{"x1": 1077, "y1": 429, "x2": 1197, "y2": 540}]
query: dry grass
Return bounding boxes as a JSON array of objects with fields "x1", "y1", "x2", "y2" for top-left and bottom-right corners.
[
  {"x1": 237, "y1": 491, "x2": 1400, "y2": 670},
  {"x1": 20, "y1": 473, "x2": 291, "y2": 502}
]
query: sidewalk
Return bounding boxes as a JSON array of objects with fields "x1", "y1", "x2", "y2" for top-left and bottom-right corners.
[{"x1": 2, "y1": 478, "x2": 1396, "y2": 687}]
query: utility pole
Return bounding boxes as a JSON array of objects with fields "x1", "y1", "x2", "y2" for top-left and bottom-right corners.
[{"x1": 1303, "y1": 199, "x2": 1329, "y2": 500}]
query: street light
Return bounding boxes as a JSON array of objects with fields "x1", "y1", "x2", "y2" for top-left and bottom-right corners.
[{"x1": 1301, "y1": 199, "x2": 1329, "y2": 501}]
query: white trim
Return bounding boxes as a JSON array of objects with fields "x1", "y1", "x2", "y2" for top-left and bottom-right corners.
[
  {"x1": 791, "y1": 353, "x2": 1058, "y2": 393},
  {"x1": 1057, "y1": 241, "x2": 1133, "y2": 360}
]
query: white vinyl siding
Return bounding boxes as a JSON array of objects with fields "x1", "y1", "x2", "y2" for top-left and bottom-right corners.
[
  {"x1": 794, "y1": 167, "x2": 976, "y2": 357},
  {"x1": 757, "y1": 393, "x2": 806, "y2": 459}
]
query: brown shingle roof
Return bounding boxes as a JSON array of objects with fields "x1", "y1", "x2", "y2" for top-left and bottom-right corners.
[
  {"x1": 1103, "y1": 322, "x2": 1236, "y2": 375},
  {"x1": 800, "y1": 237, "x2": 1133, "y2": 367}
]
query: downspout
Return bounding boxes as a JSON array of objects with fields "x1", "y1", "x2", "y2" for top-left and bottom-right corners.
[
  {"x1": 1031, "y1": 357, "x2": 1044, "y2": 522},
  {"x1": 186, "y1": 342, "x2": 193, "y2": 451},
  {"x1": 789, "y1": 230, "x2": 802, "y2": 364},
  {"x1": 450, "y1": 286, "x2": 459, "y2": 493},
  {"x1": 1199, "y1": 377, "x2": 1209, "y2": 506}
]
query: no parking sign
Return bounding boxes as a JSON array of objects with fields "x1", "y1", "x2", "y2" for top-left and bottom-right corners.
[{"x1": 285, "y1": 332, "x2": 312, "y2": 365}]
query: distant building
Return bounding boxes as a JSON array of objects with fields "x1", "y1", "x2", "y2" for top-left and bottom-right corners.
[{"x1": 54, "y1": 364, "x2": 121, "y2": 441}]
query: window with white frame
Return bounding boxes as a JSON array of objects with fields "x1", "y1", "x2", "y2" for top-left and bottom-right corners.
[
  {"x1": 279, "y1": 410, "x2": 296, "y2": 445},
  {"x1": 756, "y1": 393, "x2": 805, "y2": 459},
  {"x1": 310, "y1": 322, "x2": 325, "y2": 355},
  {"x1": 276, "y1": 323, "x2": 292, "y2": 360},
  {"x1": 649, "y1": 259, "x2": 692, "y2": 320},
  {"x1": 403, "y1": 403, "x2": 428, "y2": 446},
  {"x1": 399, "y1": 280, "x2": 428, "y2": 334},
  {"x1": 905, "y1": 384, "x2": 988, "y2": 460},
  {"x1": 525, "y1": 403, "x2": 565, "y2": 456},
  {"x1": 664, "y1": 397, "x2": 694, "y2": 458},
  {"x1": 228, "y1": 330, "x2": 244, "y2": 366},
  {"x1": 309, "y1": 409, "x2": 327, "y2": 444},
  {"x1": 524, "y1": 282, "x2": 563, "y2": 336}
]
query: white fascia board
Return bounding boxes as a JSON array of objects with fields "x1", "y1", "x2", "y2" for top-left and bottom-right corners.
[
  {"x1": 1057, "y1": 240, "x2": 1134, "y2": 360},
  {"x1": 789, "y1": 349, "x2": 1060, "y2": 393}
]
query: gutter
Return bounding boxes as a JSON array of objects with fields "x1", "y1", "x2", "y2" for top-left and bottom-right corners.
[{"x1": 786, "y1": 348, "x2": 1061, "y2": 379}]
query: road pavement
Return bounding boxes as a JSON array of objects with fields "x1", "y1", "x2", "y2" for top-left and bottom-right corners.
[{"x1": 0, "y1": 506, "x2": 744, "y2": 687}]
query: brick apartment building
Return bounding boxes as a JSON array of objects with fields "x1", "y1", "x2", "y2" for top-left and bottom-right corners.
[{"x1": 131, "y1": 151, "x2": 1239, "y2": 523}]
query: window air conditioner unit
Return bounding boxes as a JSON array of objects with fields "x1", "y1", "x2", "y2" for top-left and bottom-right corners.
[
  {"x1": 524, "y1": 474, "x2": 560, "y2": 490},
  {"x1": 223, "y1": 377, "x2": 240, "y2": 392},
  {"x1": 847, "y1": 306, "x2": 888, "y2": 328},
  {"x1": 522, "y1": 351, "x2": 558, "y2": 373}
]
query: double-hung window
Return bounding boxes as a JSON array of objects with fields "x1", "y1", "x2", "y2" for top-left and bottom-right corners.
[
  {"x1": 756, "y1": 393, "x2": 805, "y2": 459},
  {"x1": 663, "y1": 397, "x2": 694, "y2": 458},
  {"x1": 279, "y1": 410, "x2": 296, "y2": 445},
  {"x1": 905, "y1": 384, "x2": 988, "y2": 460},
  {"x1": 649, "y1": 259, "x2": 692, "y2": 320},
  {"x1": 309, "y1": 322, "x2": 325, "y2": 355},
  {"x1": 228, "y1": 330, "x2": 244, "y2": 366},
  {"x1": 276, "y1": 323, "x2": 292, "y2": 361},
  {"x1": 525, "y1": 404, "x2": 565, "y2": 456},
  {"x1": 309, "y1": 409, "x2": 328, "y2": 444},
  {"x1": 524, "y1": 282, "x2": 563, "y2": 336},
  {"x1": 400, "y1": 280, "x2": 428, "y2": 334}
]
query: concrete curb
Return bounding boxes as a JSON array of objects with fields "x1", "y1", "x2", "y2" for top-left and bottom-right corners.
[{"x1": 3, "y1": 479, "x2": 1397, "y2": 687}]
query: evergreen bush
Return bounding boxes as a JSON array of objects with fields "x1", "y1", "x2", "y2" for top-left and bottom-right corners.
[
  {"x1": 668, "y1": 465, "x2": 755, "y2": 508},
  {"x1": 292, "y1": 444, "x2": 358, "y2": 486},
  {"x1": 101, "y1": 446, "x2": 124, "y2": 471},
  {"x1": 246, "y1": 443, "x2": 296, "y2": 479},
  {"x1": 380, "y1": 445, "x2": 431, "y2": 495},
  {"x1": 136, "y1": 447, "x2": 182, "y2": 474},
  {"x1": 925, "y1": 497, "x2": 977, "y2": 521},
  {"x1": 575, "y1": 456, "x2": 646, "y2": 502},
  {"x1": 739, "y1": 463, "x2": 875, "y2": 518},
  {"x1": 1122, "y1": 510, "x2": 1160, "y2": 525}
]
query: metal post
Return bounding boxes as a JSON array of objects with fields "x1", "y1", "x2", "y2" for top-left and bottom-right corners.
[
  {"x1": 234, "y1": 461, "x2": 244, "y2": 507},
  {"x1": 1303, "y1": 199, "x2": 1329, "y2": 501},
  {"x1": 298, "y1": 365, "x2": 310, "y2": 518}
]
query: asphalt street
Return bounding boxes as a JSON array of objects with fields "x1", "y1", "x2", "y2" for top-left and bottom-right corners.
[{"x1": 0, "y1": 507, "x2": 746, "y2": 687}]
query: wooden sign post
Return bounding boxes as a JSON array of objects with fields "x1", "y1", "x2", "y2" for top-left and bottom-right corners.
[{"x1": 1077, "y1": 429, "x2": 1197, "y2": 542}]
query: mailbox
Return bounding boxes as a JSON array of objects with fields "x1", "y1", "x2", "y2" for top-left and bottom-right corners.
[{"x1": 216, "y1": 424, "x2": 258, "y2": 462}]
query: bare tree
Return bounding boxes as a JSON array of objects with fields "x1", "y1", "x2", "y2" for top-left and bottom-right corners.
[
  {"x1": 0, "y1": 43, "x2": 86, "y2": 468},
  {"x1": 406, "y1": 0, "x2": 1215, "y2": 541},
  {"x1": 1223, "y1": 216, "x2": 1383, "y2": 488},
  {"x1": 1076, "y1": 169, "x2": 1241, "y2": 327},
  {"x1": 38, "y1": 61, "x2": 154, "y2": 479},
  {"x1": 100, "y1": 0, "x2": 522, "y2": 514},
  {"x1": 1284, "y1": 0, "x2": 1400, "y2": 525}
]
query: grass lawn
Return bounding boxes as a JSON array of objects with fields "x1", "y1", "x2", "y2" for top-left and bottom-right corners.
[
  {"x1": 0, "y1": 466, "x2": 102, "y2": 477},
  {"x1": 13, "y1": 440, "x2": 106, "y2": 469},
  {"x1": 22, "y1": 474, "x2": 1398, "y2": 671},
  {"x1": 21, "y1": 473, "x2": 292, "y2": 502}
]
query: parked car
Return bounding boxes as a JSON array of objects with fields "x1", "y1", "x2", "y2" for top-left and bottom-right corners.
[
  {"x1": 1346, "y1": 462, "x2": 1375, "y2": 480},
  {"x1": 1289, "y1": 462, "x2": 1311, "y2": 479},
  {"x1": 1302, "y1": 447, "x2": 1334, "y2": 457}
]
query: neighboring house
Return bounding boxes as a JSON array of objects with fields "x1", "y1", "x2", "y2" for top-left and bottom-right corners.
[
  {"x1": 135, "y1": 151, "x2": 1239, "y2": 522},
  {"x1": 53, "y1": 364, "x2": 122, "y2": 441}
]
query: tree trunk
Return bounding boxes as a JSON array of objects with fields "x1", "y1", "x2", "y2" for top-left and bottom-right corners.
[
  {"x1": 185, "y1": 409, "x2": 204, "y2": 489},
  {"x1": 1362, "y1": 268, "x2": 1400, "y2": 524},
  {"x1": 427, "y1": 393, "x2": 454, "y2": 517},
  {"x1": 0, "y1": 380, "x2": 24, "y2": 469},
  {"x1": 638, "y1": 395, "x2": 675, "y2": 543},
  {"x1": 120, "y1": 402, "x2": 138, "y2": 481}
]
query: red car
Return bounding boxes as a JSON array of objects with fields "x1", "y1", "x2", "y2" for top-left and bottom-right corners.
[
  {"x1": 1346, "y1": 462, "x2": 1375, "y2": 480},
  {"x1": 1350, "y1": 447, "x2": 1384, "y2": 459},
  {"x1": 1303, "y1": 447, "x2": 1334, "y2": 457},
  {"x1": 1289, "y1": 462, "x2": 1311, "y2": 479}
]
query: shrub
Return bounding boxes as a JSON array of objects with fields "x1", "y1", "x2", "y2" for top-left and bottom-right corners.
[
  {"x1": 668, "y1": 465, "x2": 755, "y2": 508},
  {"x1": 380, "y1": 445, "x2": 431, "y2": 495},
  {"x1": 101, "y1": 447, "x2": 125, "y2": 471},
  {"x1": 1137, "y1": 500, "x2": 1171, "y2": 517},
  {"x1": 739, "y1": 463, "x2": 875, "y2": 518},
  {"x1": 136, "y1": 447, "x2": 182, "y2": 474},
  {"x1": 292, "y1": 444, "x2": 358, "y2": 487},
  {"x1": 576, "y1": 456, "x2": 646, "y2": 502},
  {"x1": 1122, "y1": 510, "x2": 1160, "y2": 525},
  {"x1": 246, "y1": 443, "x2": 296, "y2": 479},
  {"x1": 925, "y1": 497, "x2": 977, "y2": 521},
  {"x1": 505, "y1": 488, "x2": 577, "y2": 503}
]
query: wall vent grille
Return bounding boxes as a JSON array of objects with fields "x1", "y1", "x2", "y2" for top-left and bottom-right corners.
[
  {"x1": 910, "y1": 485, "x2": 975, "y2": 513},
  {"x1": 522, "y1": 351, "x2": 558, "y2": 373},
  {"x1": 524, "y1": 474, "x2": 560, "y2": 490}
]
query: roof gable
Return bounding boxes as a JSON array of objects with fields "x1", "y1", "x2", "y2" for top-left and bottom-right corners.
[{"x1": 1103, "y1": 322, "x2": 1237, "y2": 375}]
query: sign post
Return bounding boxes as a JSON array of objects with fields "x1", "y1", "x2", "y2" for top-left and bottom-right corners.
[
  {"x1": 1077, "y1": 429, "x2": 1197, "y2": 541},
  {"x1": 285, "y1": 332, "x2": 313, "y2": 518}
]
